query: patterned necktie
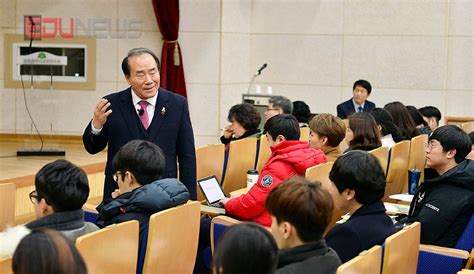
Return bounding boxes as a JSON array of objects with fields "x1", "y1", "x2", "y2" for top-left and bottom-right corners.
[
  {"x1": 358, "y1": 106, "x2": 363, "y2": 113},
  {"x1": 138, "y1": 100, "x2": 149, "y2": 129}
]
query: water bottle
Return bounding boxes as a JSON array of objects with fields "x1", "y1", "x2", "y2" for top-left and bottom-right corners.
[{"x1": 408, "y1": 168, "x2": 421, "y2": 194}]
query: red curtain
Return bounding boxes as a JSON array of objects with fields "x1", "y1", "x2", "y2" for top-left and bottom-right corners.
[{"x1": 152, "y1": 0, "x2": 187, "y2": 97}]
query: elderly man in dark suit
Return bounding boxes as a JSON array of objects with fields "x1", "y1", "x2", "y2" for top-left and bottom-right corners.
[
  {"x1": 83, "y1": 48, "x2": 196, "y2": 203},
  {"x1": 336, "y1": 79, "x2": 375, "y2": 119}
]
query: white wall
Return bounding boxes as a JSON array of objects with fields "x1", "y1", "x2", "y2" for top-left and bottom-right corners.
[{"x1": 1, "y1": 0, "x2": 473, "y2": 146}]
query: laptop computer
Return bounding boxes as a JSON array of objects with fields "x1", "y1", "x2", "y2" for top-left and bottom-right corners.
[{"x1": 198, "y1": 175, "x2": 226, "y2": 208}]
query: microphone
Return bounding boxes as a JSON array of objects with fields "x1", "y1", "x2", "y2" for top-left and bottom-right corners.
[
  {"x1": 255, "y1": 63, "x2": 267, "y2": 76},
  {"x1": 138, "y1": 108, "x2": 144, "y2": 116},
  {"x1": 247, "y1": 63, "x2": 268, "y2": 94}
]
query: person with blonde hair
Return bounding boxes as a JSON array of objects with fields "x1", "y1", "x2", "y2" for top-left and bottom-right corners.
[{"x1": 308, "y1": 114, "x2": 346, "y2": 161}]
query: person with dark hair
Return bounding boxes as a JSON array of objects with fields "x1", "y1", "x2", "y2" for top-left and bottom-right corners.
[
  {"x1": 419, "y1": 106, "x2": 442, "y2": 131},
  {"x1": 266, "y1": 176, "x2": 341, "y2": 273},
  {"x1": 397, "y1": 125, "x2": 474, "y2": 247},
  {"x1": 384, "y1": 101, "x2": 420, "y2": 140},
  {"x1": 292, "y1": 101, "x2": 312, "y2": 127},
  {"x1": 212, "y1": 223, "x2": 278, "y2": 274},
  {"x1": 345, "y1": 112, "x2": 381, "y2": 151},
  {"x1": 406, "y1": 105, "x2": 432, "y2": 135},
  {"x1": 370, "y1": 108, "x2": 403, "y2": 148},
  {"x1": 467, "y1": 132, "x2": 474, "y2": 160},
  {"x1": 220, "y1": 103, "x2": 262, "y2": 146},
  {"x1": 221, "y1": 114, "x2": 327, "y2": 226},
  {"x1": 12, "y1": 228, "x2": 87, "y2": 274},
  {"x1": 0, "y1": 160, "x2": 99, "y2": 257},
  {"x1": 308, "y1": 113, "x2": 346, "y2": 161},
  {"x1": 96, "y1": 140, "x2": 189, "y2": 237},
  {"x1": 336, "y1": 79, "x2": 376, "y2": 119},
  {"x1": 325, "y1": 151, "x2": 397, "y2": 263},
  {"x1": 83, "y1": 47, "x2": 197, "y2": 203},
  {"x1": 265, "y1": 96, "x2": 292, "y2": 121}
]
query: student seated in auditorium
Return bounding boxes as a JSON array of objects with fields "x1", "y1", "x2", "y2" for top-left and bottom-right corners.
[
  {"x1": 419, "y1": 105, "x2": 442, "y2": 132},
  {"x1": 220, "y1": 103, "x2": 262, "y2": 147},
  {"x1": 264, "y1": 96, "x2": 293, "y2": 121},
  {"x1": 406, "y1": 105, "x2": 432, "y2": 135},
  {"x1": 371, "y1": 108, "x2": 403, "y2": 148},
  {"x1": 0, "y1": 159, "x2": 99, "y2": 257},
  {"x1": 397, "y1": 125, "x2": 474, "y2": 247},
  {"x1": 212, "y1": 223, "x2": 278, "y2": 274},
  {"x1": 292, "y1": 101, "x2": 312, "y2": 127},
  {"x1": 266, "y1": 176, "x2": 341, "y2": 273},
  {"x1": 325, "y1": 151, "x2": 397, "y2": 263},
  {"x1": 384, "y1": 101, "x2": 420, "y2": 140},
  {"x1": 467, "y1": 132, "x2": 474, "y2": 160},
  {"x1": 308, "y1": 113, "x2": 346, "y2": 162},
  {"x1": 96, "y1": 140, "x2": 189, "y2": 237},
  {"x1": 345, "y1": 112, "x2": 381, "y2": 152},
  {"x1": 221, "y1": 114, "x2": 327, "y2": 227}
]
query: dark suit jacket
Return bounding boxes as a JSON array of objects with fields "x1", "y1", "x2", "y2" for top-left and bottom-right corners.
[
  {"x1": 325, "y1": 201, "x2": 397, "y2": 263},
  {"x1": 336, "y1": 99, "x2": 375, "y2": 119},
  {"x1": 83, "y1": 87, "x2": 196, "y2": 202}
]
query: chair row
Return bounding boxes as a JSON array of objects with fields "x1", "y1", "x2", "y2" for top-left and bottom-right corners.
[{"x1": 196, "y1": 127, "x2": 309, "y2": 199}]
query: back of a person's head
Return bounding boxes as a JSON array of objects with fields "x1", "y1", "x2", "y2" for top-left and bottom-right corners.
[
  {"x1": 213, "y1": 223, "x2": 278, "y2": 274},
  {"x1": 12, "y1": 228, "x2": 87, "y2": 274},
  {"x1": 469, "y1": 131, "x2": 474, "y2": 146},
  {"x1": 419, "y1": 106, "x2": 442, "y2": 123},
  {"x1": 353, "y1": 79, "x2": 372, "y2": 94},
  {"x1": 264, "y1": 114, "x2": 300, "y2": 141},
  {"x1": 112, "y1": 140, "x2": 165, "y2": 185},
  {"x1": 429, "y1": 125, "x2": 471, "y2": 163},
  {"x1": 35, "y1": 160, "x2": 89, "y2": 213},
  {"x1": 329, "y1": 151, "x2": 386, "y2": 204},
  {"x1": 228, "y1": 103, "x2": 261, "y2": 131},
  {"x1": 406, "y1": 105, "x2": 428, "y2": 127},
  {"x1": 292, "y1": 101, "x2": 311, "y2": 124},
  {"x1": 265, "y1": 176, "x2": 333, "y2": 242},
  {"x1": 370, "y1": 108, "x2": 403, "y2": 142},
  {"x1": 269, "y1": 96, "x2": 293, "y2": 114},
  {"x1": 309, "y1": 113, "x2": 346, "y2": 147},
  {"x1": 384, "y1": 101, "x2": 418, "y2": 140},
  {"x1": 348, "y1": 112, "x2": 381, "y2": 150}
]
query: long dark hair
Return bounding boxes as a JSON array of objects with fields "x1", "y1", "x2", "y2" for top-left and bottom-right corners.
[
  {"x1": 213, "y1": 223, "x2": 278, "y2": 274},
  {"x1": 348, "y1": 112, "x2": 381, "y2": 151},
  {"x1": 371, "y1": 108, "x2": 403, "y2": 142},
  {"x1": 12, "y1": 228, "x2": 87, "y2": 274},
  {"x1": 384, "y1": 102, "x2": 419, "y2": 140}
]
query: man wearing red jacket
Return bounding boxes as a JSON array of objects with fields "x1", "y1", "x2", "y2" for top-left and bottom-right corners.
[{"x1": 221, "y1": 114, "x2": 327, "y2": 227}]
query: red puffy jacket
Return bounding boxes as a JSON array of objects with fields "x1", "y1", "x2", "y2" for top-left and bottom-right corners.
[{"x1": 224, "y1": 140, "x2": 327, "y2": 226}]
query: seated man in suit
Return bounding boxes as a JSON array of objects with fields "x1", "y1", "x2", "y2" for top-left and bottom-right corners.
[
  {"x1": 0, "y1": 160, "x2": 99, "y2": 257},
  {"x1": 221, "y1": 114, "x2": 327, "y2": 227},
  {"x1": 325, "y1": 151, "x2": 397, "y2": 263},
  {"x1": 266, "y1": 176, "x2": 341, "y2": 273},
  {"x1": 397, "y1": 125, "x2": 474, "y2": 247},
  {"x1": 264, "y1": 96, "x2": 293, "y2": 121},
  {"x1": 336, "y1": 79, "x2": 375, "y2": 119}
]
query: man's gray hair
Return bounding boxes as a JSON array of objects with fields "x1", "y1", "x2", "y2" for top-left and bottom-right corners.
[
  {"x1": 121, "y1": 48, "x2": 160, "y2": 76},
  {"x1": 269, "y1": 96, "x2": 293, "y2": 114}
]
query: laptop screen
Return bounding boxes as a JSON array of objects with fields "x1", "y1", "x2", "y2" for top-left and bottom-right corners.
[{"x1": 198, "y1": 176, "x2": 226, "y2": 204}]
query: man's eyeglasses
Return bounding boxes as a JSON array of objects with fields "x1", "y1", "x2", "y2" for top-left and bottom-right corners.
[
  {"x1": 426, "y1": 142, "x2": 442, "y2": 150},
  {"x1": 29, "y1": 190, "x2": 40, "y2": 204}
]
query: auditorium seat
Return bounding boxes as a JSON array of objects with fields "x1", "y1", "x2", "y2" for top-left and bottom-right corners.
[
  {"x1": 337, "y1": 245, "x2": 382, "y2": 274},
  {"x1": 196, "y1": 144, "x2": 225, "y2": 201},
  {"x1": 0, "y1": 183, "x2": 15, "y2": 231},
  {"x1": 383, "y1": 140, "x2": 410, "y2": 202}
]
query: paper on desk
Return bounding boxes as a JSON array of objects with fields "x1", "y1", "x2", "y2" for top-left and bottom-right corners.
[
  {"x1": 389, "y1": 193, "x2": 414, "y2": 202},
  {"x1": 384, "y1": 203, "x2": 409, "y2": 215}
]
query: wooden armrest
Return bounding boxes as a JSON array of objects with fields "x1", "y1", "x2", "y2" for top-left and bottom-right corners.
[
  {"x1": 420, "y1": 244, "x2": 470, "y2": 259},
  {"x1": 82, "y1": 203, "x2": 98, "y2": 214},
  {"x1": 212, "y1": 216, "x2": 241, "y2": 226},
  {"x1": 230, "y1": 188, "x2": 247, "y2": 197}
]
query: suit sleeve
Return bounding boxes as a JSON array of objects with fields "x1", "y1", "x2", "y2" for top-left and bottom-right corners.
[
  {"x1": 82, "y1": 120, "x2": 108, "y2": 155},
  {"x1": 336, "y1": 104, "x2": 346, "y2": 119},
  {"x1": 224, "y1": 165, "x2": 284, "y2": 220},
  {"x1": 176, "y1": 99, "x2": 197, "y2": 200},
  {"x1": 325, "y1": 224, "x2": 361, "y2": 263}
]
